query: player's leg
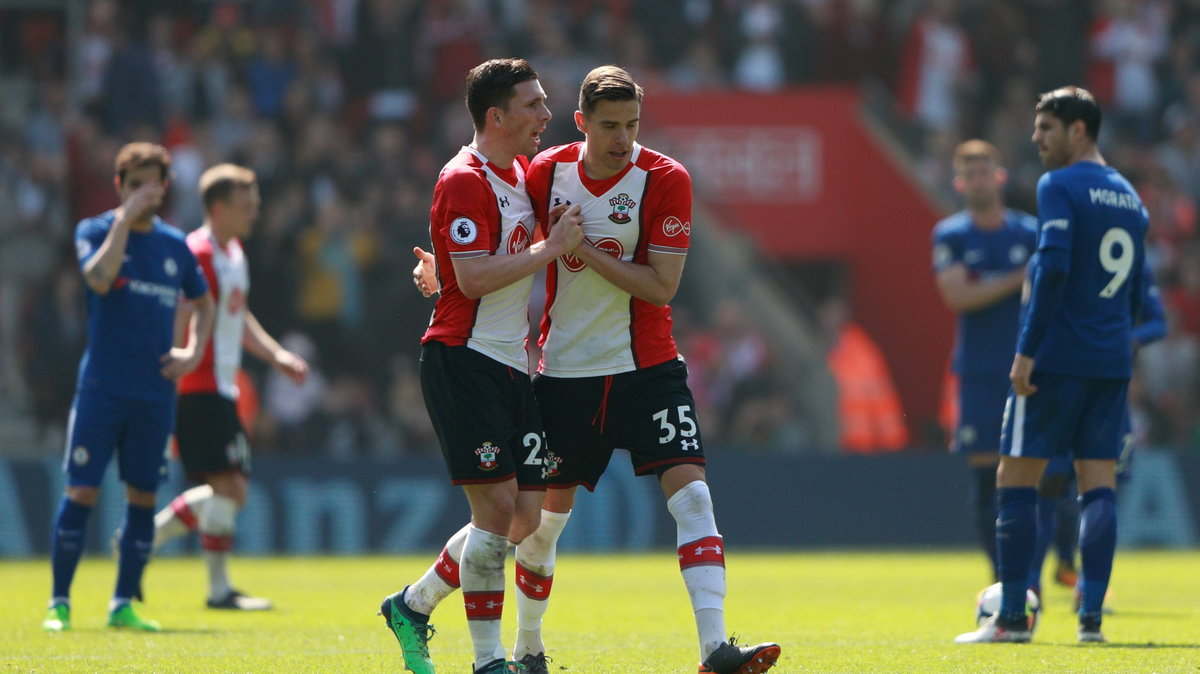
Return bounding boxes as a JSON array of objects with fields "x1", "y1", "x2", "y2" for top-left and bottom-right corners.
[
  {"x1": 202, "y1": 469, "x2": 272, "y2": 609},
  {"x1": 956, "y1": 375, "x2": 1010, "y2": 582},
  {"x1": 1052, "y1": 476, "x2": 1080, "y2": 587},
  {"x1": 45, "y1": 394, "x2": 119, "y2": 630},
  {"x1": 1027, "y1": 461, "x2": 1072, "y2": 596},
  {"x1": 461, "y1": 480, "x2": 519, "y2": 672},
  {"x1": 1072, "y1": 378, "x2": 1126, "y2": 642},
  {"x1": 957, "y1": 380, "x2": 1075, "y2": 644},
  {"x1": 617, "y1": 359, "x2": 777, "y2": 672},
  {"x1": 513, "y1": 487, "x2": 574, "y2": 667},
  {"x1": 108, "y1": 397, "x2": 174, "y2": 631},
  {"x1": 153, "y1": 483, "x2": 211, "y2": 549}
]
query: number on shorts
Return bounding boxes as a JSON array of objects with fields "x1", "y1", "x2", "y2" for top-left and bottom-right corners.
[
  {"x1": 523, "y1": 432, "x2": 544, "y2": 466},
  {"x1": 1098, "y1": 227, "x2": 1134, "y2": 298},
  {"x1": 653, "y1": 405, "x2": 697, "y2": 444}
]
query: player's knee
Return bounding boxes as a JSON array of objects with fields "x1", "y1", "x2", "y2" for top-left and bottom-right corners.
[
  {"x1": 65, "y1": 485, "x2": 99, "y2": 506},
  {"x1": 1036, "y1": 472, "x2": 1070, "y2": 499},
  {"x1": 125, "y1": 486, "x2": 157, "y2": 508}
]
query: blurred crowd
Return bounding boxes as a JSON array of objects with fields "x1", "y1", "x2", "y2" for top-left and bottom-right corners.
[{"x1": 1, "y1": 0, "x2": 1198, "y2": 457}]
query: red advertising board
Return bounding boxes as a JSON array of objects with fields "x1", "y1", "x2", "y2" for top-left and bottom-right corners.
[{"x1": 644, "y1": 87, "x2": 953, "y2": 444}]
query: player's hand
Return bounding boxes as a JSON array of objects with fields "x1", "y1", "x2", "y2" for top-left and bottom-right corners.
[
  {"x1": 274, "y1": 349, "x2": 310, "y2": 385},
  {"x1": 1010, "y1": 354, "x2": 1037, "y2": 396},
  {"x1": 160, "y1": 346, "x2": 201, "y2": 380},
  {"x1": 547, "y1": 203, "x2": 584, "y2": 255},
  {"x1": 412, "y1": 246, "x2": 438, "y2": 298},
  {"x1": 119, "y1": 182, "x2": 167, "y2": 223}
]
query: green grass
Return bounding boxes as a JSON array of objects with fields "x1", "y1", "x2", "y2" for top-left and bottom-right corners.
[{"x1": 3, "y1": 550, "x2": 1198, "y2": 672}]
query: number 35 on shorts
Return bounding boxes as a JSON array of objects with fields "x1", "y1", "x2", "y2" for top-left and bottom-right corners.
[{"x1": 653, "y1": 405, "x2": 699, "y2": 449}]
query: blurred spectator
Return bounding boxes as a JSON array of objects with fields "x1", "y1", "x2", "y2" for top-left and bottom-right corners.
[
  {"x1": 819, "y1": 297, "x2": 909, "y2": 454},
  {"x1": 1087, "y1": 0, "x2": 1170, "y2": 142},
  {"x1": 896, "y1": 0, "x2": 975, "y2": 134},
  {"x1": 1135, "y1": 304, "x2": 1200, "y2": 447}
]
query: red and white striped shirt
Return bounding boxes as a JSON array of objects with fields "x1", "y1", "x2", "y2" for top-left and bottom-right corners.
[
  {"x1": 421, "y1": 147, "x2": 536, "y2": 372},
  {"x1": 527, "y1": 142, "x2": 692, "y2": 377},
  {"x1": 178, "y1": 226, "x2": 248, "y2": 400}
]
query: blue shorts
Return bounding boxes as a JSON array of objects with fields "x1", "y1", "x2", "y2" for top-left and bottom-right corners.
[
  {"x1": 64, "y1": 391, "x2": 174, "y2": 491},
  {"x1": 1000, "y1": 373, "x2": 1128, "y2": 461},
  {"x1": 953, "y1": 374, "x2": 1009, "y2": 453}
]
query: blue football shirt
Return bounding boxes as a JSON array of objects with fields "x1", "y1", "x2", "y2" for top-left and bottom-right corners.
[
  {"x1": 932, "y1": 209, "x2": 1038, "y2": 375},
  {"x1": 74, "y1": 211, "x2": 209, "y2": 402},
  {"x1": 1017, "y1": 162, "x2": 1149, "y2": 378}
]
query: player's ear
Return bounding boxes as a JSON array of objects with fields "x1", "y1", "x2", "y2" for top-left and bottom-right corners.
[
  {"x1": 952, "y1": 175, "x2": 966, "y2": 194},
  {"x1": 113, "y1": 176, "x2": 122, "y2": 194},
  {"x1": 995, "y1": 167, "x2": 1008, "y2": 186},
  {"x1": 489, "y1": 106, "x2": 503, "y2": 129},
  {"x1": 574, "y1": 110, "x2": 586, "y2": 134}
]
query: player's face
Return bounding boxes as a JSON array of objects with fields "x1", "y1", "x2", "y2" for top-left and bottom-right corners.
[
  {"x1": 117, "y1": 165, "x2": 167, "y2": 202},
  {"x1": 577, "y1": 98, "x2": 640, "y2": 179},
  {"x1": 499, "y1": 79, "x2": 551, "y2": 158},
  {"x1": 1032, "y1": 112, "x2": 1070, "y2": 169},
  {"x1": 223, "y1": 184, "x2": 261, "y2": 238},
  {"x1": 954, "y1": 159, "x2": 1004, "y2": 209}
]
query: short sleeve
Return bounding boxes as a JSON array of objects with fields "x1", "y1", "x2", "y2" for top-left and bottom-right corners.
[
  {"x1": 180, "y1": 245, "x2": 209, "y2": 300},
  {"x1": 435, "y1": 169, "x2": 495, "y2": 260},
  {"x1": 644, "y1": 161, "x2": 692, "y2": 255},
  {"x1": 74, "y1": 219, "x2": 107, "y2": 270},
  {"x1": 931, "y1": 227, "x2": 962, "y2": 273}
]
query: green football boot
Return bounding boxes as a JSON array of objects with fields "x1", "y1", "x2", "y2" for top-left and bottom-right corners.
[
  {"x1": 107, "y1": 603, "x2": 161, "y2": 631},
  {"x1": 379, "y1": 587, "x2": 436, "y2": 673},
  {"x1": 42, "y1": 603, "x2": 71, "y2": 631}
]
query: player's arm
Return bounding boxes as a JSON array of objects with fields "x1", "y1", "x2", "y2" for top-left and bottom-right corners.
[
  {"x1": 454, "y1": 204, "x2": 583, "y2": 299},
  {"x1": 1132, "y1": 260, "x2": 1164, "y2": 348},
  {"x1": 243, "y1": 310, "x2": 309, "y2": 385},
  {"x1": 1012, "y1": 178, "x2": 1073, "y2": 395},
  {"x1": 162, "y1": 292, "x2": 215, "y2": 380},
  {"x1": 574, "y1": 244, "x2": 685, "y2": 307},
  {"x1": 935, "y1": 264, "x2": 1026, "y2": 313},
  {"x1": 81, "y1": 183, "x2": 165, "y2": 295}
]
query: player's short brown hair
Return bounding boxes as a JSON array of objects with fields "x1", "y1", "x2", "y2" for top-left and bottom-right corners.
[
  {"x1": 114, "y1": 142, "x2": 171, "y2": 184},
  {"x1": 578, "y1": 65, "x2": 643, "y2": 117},
  {"x1": 199, "y1": 163, "x2": 257, "y2": 212},
  {"x1": 953, "y1": 139, "x2": 1000, "y2": 173},
  {"x1": 465, "y1": 58, "x2": 540, "y2": 132},
  {"x1": 1035, "y1": 86, "x2": 1102, "y2": 141}
]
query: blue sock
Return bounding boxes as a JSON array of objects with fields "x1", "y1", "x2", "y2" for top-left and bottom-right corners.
[
  {"x1": 114, "y1": 504, "x2": 155, "y2": 602},
  {"x1": 1026, "y1": 495, "x2": 1058, "y2": 592},
  {"x1": 1053, "y1": 481, "x2": 1079, "y2": 565},
  {"x1": 971, "y1": 467, "x2": 999, "y2": 580},
  {"x1": 51, "y1": 498, "x2": 93, "y2": 600},
  {"x1": 1077, "y1": 487, "x2": 1117, "y2": 617},
  {"x1": 996, "y1": 487, "x2": 1037, "y2": 620}
]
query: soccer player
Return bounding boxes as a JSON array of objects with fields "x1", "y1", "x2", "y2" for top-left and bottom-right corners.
[
  {"x1": 932, "y1": 139, "x2": 1038, "y2": 583},
  {"x1": 149, "y1": 164, "x2": 309, "y2": 610},
  {"x1": 43, "y1": 142, "x2": 215, "y2": 632},
  {"x1": 378, "y1": 58, "x2": 584, "y2": 674},
  {"x1": 515, "y1": 66, "x2": 780, "y2": 674},
  {"x1": 955, "y1": 86, "x2": 1148, "y2": 644}
]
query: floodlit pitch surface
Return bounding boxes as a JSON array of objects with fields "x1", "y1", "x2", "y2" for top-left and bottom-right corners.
[{"x1": 3, "y1": 550, "x2": 1197, "y2": 672}]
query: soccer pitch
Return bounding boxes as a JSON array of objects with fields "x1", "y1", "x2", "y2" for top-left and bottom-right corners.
[{"x1": 4, "y1": 550, "x2": 1197, "y2": 672}]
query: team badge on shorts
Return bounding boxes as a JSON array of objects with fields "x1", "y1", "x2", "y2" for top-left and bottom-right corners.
[
  {"x1": 475, "y1": 442, "x2": 500, "y2": 471},
  {"x1": 542, "y1": 451, "x2": 562, "y2": 479},
  {"x1": 72, "y1": 446, "x2": 89, "y2": 466},
  {"x1": 608, "y1": 193, "x2": 635, "y2": 223}
]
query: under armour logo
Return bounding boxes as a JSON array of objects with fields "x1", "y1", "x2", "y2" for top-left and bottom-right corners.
[
  {"x1": 486, "y1": 600, "x2": 503, "y2": 610},
  {"x1": 693, "y1": 544, "x2": 723, "y2": 556},
  {"x1": 518, "y1": 577, "x2": 545, "y2": 593},
  {"x1": 553, "y1": 197, "x2": 571, "y2": 207},
  {"x1": 499, "y1": 195, "x2": 509, "y2": 208},
  {"x1": 681, "y1": 439, "x2": 699, "y2": 451}
]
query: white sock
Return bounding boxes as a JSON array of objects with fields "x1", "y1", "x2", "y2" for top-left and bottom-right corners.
[
  {"x1": 461, "y1": 525, "x2": 509, "y2": 668},
  {"x1": 154, "y1": 485, "x2": 212, "y2": 549},
  {"x1": 668, "y1": 480, "x2": 727, "y2": 661},
  {"x1": 199, "y1": 494, "x2": 237, "y2": 600},
  {"x1": 406, "y1": 524, "x2": 470, "y2": 616},
  {"x1": 513, "y1": 509, "x2": 570, "y2": 658}
]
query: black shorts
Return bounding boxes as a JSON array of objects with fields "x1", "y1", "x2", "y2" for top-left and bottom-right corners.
[
  {"x1": 534, "y1": 357, "x2": 705, "y2": 491},
  {"x1": 175, "y1": 392, "x2": 250, "y2": 480},
  {"x1": 420, "y1": 341, "x2": 547, "y2": 489}
]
